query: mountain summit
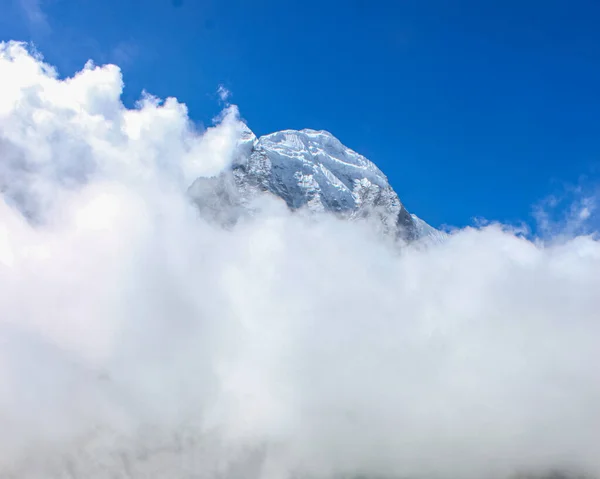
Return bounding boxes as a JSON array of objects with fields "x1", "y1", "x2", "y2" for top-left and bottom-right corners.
[{"x1": 190, "y1": 126, "x2": 442, "y2": 241}]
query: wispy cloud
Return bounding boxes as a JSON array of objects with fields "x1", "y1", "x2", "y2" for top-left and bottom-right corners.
[
  {"x1": 17, "y1": 0, "x2": 50, "y2": 32},
  {"x1": 109, "y1": 40, "x2": 139, "y2": 67},
  {"x1": 217, "y1": 84, "x2": 231, "y2": 102},
  {"x1": 533, "y1": 183, "x2": 599, "y2": 242}
]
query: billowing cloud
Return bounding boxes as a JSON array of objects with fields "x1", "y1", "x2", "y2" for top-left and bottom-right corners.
[{"x1": 1, "y1": 41, "x2": 600, "y2": 479}]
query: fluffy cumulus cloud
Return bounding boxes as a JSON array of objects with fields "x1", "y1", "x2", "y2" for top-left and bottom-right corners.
[{"x1": 1, "y1": 41, "x2": 600, "y2": 479}]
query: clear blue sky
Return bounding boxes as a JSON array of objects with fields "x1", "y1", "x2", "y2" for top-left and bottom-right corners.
[{"x1": 2, "y1": 0, "x2": 599, "y2": 229}]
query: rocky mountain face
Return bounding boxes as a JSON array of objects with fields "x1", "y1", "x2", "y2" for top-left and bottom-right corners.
[{"x1": 189, "y1": 126, "x2": 442, "y2": 242}]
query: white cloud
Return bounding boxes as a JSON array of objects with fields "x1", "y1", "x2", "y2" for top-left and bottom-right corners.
[
  {"x1": 217, "y1": 84, "x2": 231, "y2": 102},
  {"x1": 1, "y1": 41, "x2": 600, "y2": 479},
  {"x1": 533, "y1": 186, "x2": 599, "y2": 243}
]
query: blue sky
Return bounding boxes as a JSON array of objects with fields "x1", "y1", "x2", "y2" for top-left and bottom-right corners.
[{"x1": 1, "y1": 0, "x2": 599, "y2": 229}]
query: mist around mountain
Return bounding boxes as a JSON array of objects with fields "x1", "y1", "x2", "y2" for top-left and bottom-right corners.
[{"x1": 1, "y1": 42, "x2": 599, "y2": 479}]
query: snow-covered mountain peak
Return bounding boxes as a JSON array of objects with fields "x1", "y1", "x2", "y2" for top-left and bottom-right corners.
[
  {"x1": 258, "y1": 128, "x2": 385, "y2": 182},
  {"x1": 191, "y1": 125, "x2": 442, "y2": 242}
]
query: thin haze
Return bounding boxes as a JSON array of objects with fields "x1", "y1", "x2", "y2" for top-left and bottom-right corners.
[{"x1": 0, "y1": 42, "x2": 599, "y2": 479}]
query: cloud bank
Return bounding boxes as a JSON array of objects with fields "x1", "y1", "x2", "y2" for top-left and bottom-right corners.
[{"x1": 1, "y1": 41, "x2": 599, "y2": 479}]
